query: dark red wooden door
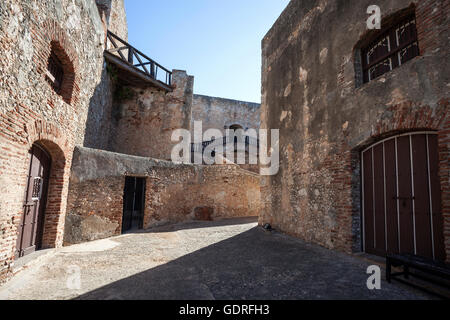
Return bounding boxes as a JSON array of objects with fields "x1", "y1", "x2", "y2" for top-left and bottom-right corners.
[
  {"x1": 362, "y1": 133, "x2": 445, "y2": 261},
  {"x1": 15, "y1": 144, "x2": 51, "y2": 259}
]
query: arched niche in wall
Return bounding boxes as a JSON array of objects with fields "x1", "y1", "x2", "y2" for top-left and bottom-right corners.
[{"x1": 45, "y1": 41, "x2": 76, "y2": 105}]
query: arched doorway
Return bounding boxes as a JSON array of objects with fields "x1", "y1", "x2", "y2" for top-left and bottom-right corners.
[
  {"x1": 15, "y1": 143, "x2": 51, "y2": 258},
  {"x1": 361, "y1": 132, "x2": 445, "y2": 261},
  {"x1": 228, "y1": 124, "x2": 244, "y2": 145},
  {"x1": 229, "y1": 124, "x2": 243, "y2": 131}
]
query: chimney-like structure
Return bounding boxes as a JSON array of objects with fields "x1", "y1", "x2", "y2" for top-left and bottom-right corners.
[{"x1": 95, "y1": 0, "x2": 128, "y2": 41}]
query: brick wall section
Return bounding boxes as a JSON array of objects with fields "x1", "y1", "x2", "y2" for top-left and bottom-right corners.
[
  {"x1": 31, "y1": 19, "x2": 81, "y2": 106},
  {"x1": 145, "y1": 164, "x2": 261, "y2": 228},
  {"x1": 416, "y1": 0, "x2": 448, "y2": 55},
  {"x1": 0, "y1": 0, "x2": 105, "y2": 282},
  {"x1": 261, "y1": 0, "x2": 449, "y2": 261},
  {"x1": 64, "y1": 147, "x2": 261, "y2": 245},
  {"x1": 65, "y1": 176, "x2": 124, "y2": 244}
]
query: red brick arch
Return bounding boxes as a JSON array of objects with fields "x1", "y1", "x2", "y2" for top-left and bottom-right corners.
[
  {"x1": 374, "y1": 101, "x2": 446, "y2": 138},
  {"x1": 24, "y1": 119, "x2": 73, "y2": 248},
  {"x1": 31, "y1": 19, "x2": 80, "y2": 106}
]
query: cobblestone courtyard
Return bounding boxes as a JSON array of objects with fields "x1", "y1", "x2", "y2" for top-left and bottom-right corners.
[{"x1": 0, "y1": 218, "x2": 432, "y2": 300}]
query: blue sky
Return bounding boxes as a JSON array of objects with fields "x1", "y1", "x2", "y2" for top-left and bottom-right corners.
[{"x1": 124, "y1": 0, "x2": 290, "y2": 103}]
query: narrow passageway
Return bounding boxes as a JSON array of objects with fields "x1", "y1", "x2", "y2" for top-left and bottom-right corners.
[{"x1": 0, "y1": 218, "x2": 432, "y2": 300}]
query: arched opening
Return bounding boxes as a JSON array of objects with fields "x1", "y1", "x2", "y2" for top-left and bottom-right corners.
[
  {"x1": 45, "y1": 41, "x2": 76, "y2": 105},
  {"x1": 228, "y1": 124, "x2": 244, "y2": 145},
  {"x1": 360, "y1": 131, "x2": 445, "y2": 261},
  {"x1": 15, "y1": 140, "x2": 66, "y2": 259},
  {"x1": 224, "y1": 124, "x2": 258, "y2": 169},
  {"x1": 229, "y1": 124, "x2": 243, "y2": 131},
  {"x1": 15, "y1": 143, "x2": 51, "y2": 258}
]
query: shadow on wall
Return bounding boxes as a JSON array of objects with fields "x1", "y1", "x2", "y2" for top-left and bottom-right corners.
[
  {"x1": 82, "y1": 65, "x2": 115, "y2": 151},
  {"x1": 74, "y1": 227, "x2": 428, "y2": 300}
]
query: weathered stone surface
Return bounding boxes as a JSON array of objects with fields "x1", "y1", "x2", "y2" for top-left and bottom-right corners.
[
  {"x1": 64, "y1": 214, "x2": 119, "y2": 245},
  {"x1": 107, "y1": 70, "x2": 194, "y2": 160},
  {"x1": 191, "y1": 94, "x2": 260, "y2": 139},
  {"x1": 0, "y1": 0, "x2": 217, "y2": 283},
  {"x1": 191, "y1": 95, "x2": 261, "y2": 172},
  {"x1": 64, "y1": 147, "x2": 262, "y2": 244},
  {"x1": 194, "y1": 207, "x2": 214, "y2": 221},
  {"x1": 0, "y1": 0, "x2": 107, "y2": 282},
  {"x1": 82, "y1": 67, "x2": 115, "y2": 151},
  {"x1": 0, "y1": 0, "x2": 132, "y2": 283},
  {"x1": 260, "y1": 0, "x2": 449, "y2": 260}
]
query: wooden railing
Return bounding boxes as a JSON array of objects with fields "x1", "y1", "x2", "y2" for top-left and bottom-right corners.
[{"x1": 106, "y1": 30, "x2": 172, "y2": 86}]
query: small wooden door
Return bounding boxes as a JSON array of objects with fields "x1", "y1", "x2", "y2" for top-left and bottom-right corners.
[
  {"x1": 16, "y1": 144, "x2": 51, "y2": 259},
  {"x1": 122, "y1": 177, "x2": 146, "y2": 233},
  {"x1": 362, "y1": 132, "x2": 445, "y2": 261}
]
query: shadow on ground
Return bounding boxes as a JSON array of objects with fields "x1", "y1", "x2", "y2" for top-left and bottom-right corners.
[
  {"x1": 75, "y1": 225, "x2": 431, "y2": 300},
  {"x1": 136, "y1": 217, "x2": 259, "y2": 234}
]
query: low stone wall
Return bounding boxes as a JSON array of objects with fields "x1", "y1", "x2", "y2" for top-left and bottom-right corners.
[{"x1": 64, "y1": 147, "x2": 261, "y2": 245}]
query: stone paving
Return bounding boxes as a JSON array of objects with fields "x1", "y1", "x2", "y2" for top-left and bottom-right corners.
[{"x1": 0, "y1": 217, "x2": 433, "y2": 300}]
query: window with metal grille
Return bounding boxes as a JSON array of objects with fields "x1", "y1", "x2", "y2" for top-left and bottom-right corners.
[
  {"x1": 362, "y1": 14, "x2": 419, "y2": 83},
  {"x1": 46, "y1": 51, "x2": 64, "y2": 94},
  {"x1": 32, "y1": 177, "x2": 43, "y2": 201}
]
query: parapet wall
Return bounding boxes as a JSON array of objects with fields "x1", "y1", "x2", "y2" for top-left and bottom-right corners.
[
  {"x1": 64, "y1": 147, "x2": 261, "y2": 245},
  {"x1": 191, "y1": 94, "x2": 260, "y2": 141}
]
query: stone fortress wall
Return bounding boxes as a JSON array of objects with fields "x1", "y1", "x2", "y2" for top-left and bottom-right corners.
[
  {"x1": 191, "y1": 94, "x2": 261, "y2": 141},
  {"x1": 260, "y1": 0, "x2": 449, "y2": 261},
  {"x1": 0, "y1": 0, "x2": 107, "y2": 282},
  {"x1": 0, "y1": 0, "x2": 262, "y2": 282}
]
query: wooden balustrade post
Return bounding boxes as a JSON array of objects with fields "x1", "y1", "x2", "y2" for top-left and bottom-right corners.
[{"x1": 128, "y1": 47, "x2": 134, "y2": 64}]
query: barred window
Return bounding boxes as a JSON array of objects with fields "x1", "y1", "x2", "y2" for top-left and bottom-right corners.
[
  {"x1": 46, "y1": 51, "x2": 64, "y2": 94},
  {"x1": 362, "y1": 14, "x2": 419, "y2": 83}
]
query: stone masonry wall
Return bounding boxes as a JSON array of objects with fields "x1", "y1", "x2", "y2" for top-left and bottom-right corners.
[
  {"x1": 106, "y1": 0, "x2": 127, "y2": 41},
  {"x1": 191, "y1": 94, "x2": 260, "y2": 141},
  {"x1": 260, "y1": 0, "x2": 449, "y2": 260},
  {"x1": 191, "y1": 95, "x2": 261, "y2": 173},
  {"x1": 108, "y1": 70, "x2": 194, "y2": 161},
  {"x1": 95, "y1": 0, "x2": 127, "y2": 41},
  {"x1": 0, "y1": 0, "x2": 107, "y2": 282},
  {"x1": 64, "y1": 147, "x2": 261, "y2": 245},
  {"x1": 83, "y1": 0, "x2": 128, "y2": 151}
]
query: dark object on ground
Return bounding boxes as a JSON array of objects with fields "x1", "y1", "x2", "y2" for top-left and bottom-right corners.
[
  {"x1": 194, "y1": 207, "x2": 214, "y2": 221},
  {"x1": 386, "y1": 254, "x2": 450, "y2": 298},
  {"x1": 263, "y1": 223, "x2": 273, "y2": 231}
]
